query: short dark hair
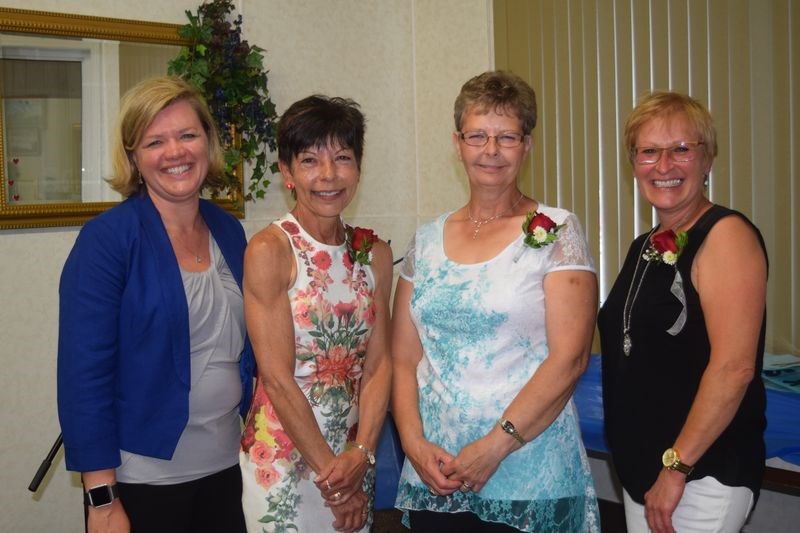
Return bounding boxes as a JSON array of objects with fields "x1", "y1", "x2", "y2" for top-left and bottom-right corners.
[
  {"x1": 277, "y1": 95, "x2": 366, "y2": 168},
  {"x1": 454, "y1": 70, "x2": 537, "y2": 134}
]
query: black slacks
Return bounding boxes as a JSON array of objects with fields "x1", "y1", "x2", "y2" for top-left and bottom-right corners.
[{"x1": 85, "y1": 464, "x2": 246, "y2": 533}]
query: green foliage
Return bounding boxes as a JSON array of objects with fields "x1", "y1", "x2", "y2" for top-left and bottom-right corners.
[{"x1": 168, "y1": 0, "x2": 279, "y2": 203}]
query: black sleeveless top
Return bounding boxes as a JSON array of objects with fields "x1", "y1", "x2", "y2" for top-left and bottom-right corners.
[{"x1": 598, "y1": 205, "x2": 767, "y2": 503}]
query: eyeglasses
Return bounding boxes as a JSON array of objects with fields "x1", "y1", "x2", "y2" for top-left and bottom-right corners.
[
  {"x1": 633, "y1": 141, "x2": 705, "y2": 165},
  {"x1": 459, "y1": 131, "x2": 526, "y2": 148}
]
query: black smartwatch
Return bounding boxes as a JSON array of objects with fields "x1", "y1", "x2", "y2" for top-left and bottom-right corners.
[{"x1": 84, "y1": 484, "x2": 119, "y2": 508}]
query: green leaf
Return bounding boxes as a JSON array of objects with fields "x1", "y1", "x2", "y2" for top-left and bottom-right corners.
[{"x1": 170, "y1": 0, "x2": 278, "y2": 202}]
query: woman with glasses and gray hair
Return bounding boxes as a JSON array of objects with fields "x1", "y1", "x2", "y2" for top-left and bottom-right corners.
[
  {"x1": 391, "y1": 70, "x2": 600, "y2": 532},
  {"x1": 598, "y1": 91, "x2": 768, "y2": 533}
]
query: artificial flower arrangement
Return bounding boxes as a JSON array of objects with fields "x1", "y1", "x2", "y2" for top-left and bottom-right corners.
[
  {"x1": 522, "y1": 211, "x2": 564, "y2": 248},
  {"x1": 643, "y1": 229, "x2": 688, "y2": 265},
  {"x1": 346, "y1": 226, "x2": 379, "y2": 266},
  {"x1": 168, "y1": 0, "x2": 279, "y2": 203}
]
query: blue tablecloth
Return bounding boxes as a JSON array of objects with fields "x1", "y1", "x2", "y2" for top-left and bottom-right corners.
[{"x1": 573, "y1": 354, "x2": 800, "y2": 465}]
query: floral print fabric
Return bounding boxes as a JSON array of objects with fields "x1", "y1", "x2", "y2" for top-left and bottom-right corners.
[
  {"x1": 240, "y1": 213, "x2": 376, "y2": 532},
  {"x1": 395, "y1": 206, "x2": 600, "y2": 532}
]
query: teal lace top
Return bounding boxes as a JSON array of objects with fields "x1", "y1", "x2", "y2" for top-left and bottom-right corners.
[{"x1": 394, "y1": 206, "x2": 600, "y2": 532}]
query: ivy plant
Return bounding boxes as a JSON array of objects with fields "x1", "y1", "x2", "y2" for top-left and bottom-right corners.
[{"x1": 168, "y1": 0, "x2": 278, "y2": 202}]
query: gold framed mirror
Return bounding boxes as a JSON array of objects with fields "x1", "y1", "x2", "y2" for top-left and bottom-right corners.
[{"x1": 0, "y1": 7, "x2": 243, "y2": 230}]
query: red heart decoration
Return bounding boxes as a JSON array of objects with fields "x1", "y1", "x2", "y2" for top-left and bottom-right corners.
[
  {"x1": 12, "y1": 158, "x2": 19, "y2": 164},
  {"x1": 8, "y1": 180, "x2": 14, "y2": 186},
  {"x1": 13, "y1": 194, "x2": 20, "y2": 201}
]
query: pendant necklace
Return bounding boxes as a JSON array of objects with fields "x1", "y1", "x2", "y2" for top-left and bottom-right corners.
[
  {"x1": 174, "y1": 239, "x2": 204, "y2": 263},
  {"x1": 621, "y1": 229, "x2": 655, "y2": 356},
  {"x1": 621, "y1": 203, "x2": 706, "y2": 356},
  {"x1": 169, "y1": 216, "x2": 206, "y2": 264},
  {"x1": 467, "y1": 192, "x2": 524, "y2": 240}
]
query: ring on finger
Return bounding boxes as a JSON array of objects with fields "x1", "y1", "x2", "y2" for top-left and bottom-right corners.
[
  {"x1": 459, "y1": 482, "x2": 472, "y2": 493},
  {"x1": 428, "y1": 487, "x2": 437, "y2": 495},
  {"x1": 333, "y1": 491, "x2": 342, "y2": 501},
  {"x1": 325, "y1": 480, "x2": 332, "y2": 490}
]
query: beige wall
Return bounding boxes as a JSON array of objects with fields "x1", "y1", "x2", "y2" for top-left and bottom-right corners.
[{"x1": 0, "y1": 1, "x2": 492, "y2": 530}]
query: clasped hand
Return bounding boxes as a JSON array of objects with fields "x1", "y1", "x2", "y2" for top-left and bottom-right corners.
[
  {"x1": 440, "y1": 434, "x2": 505, "y2": 494},
  {"x1": 315, "y1": 449, "x2": 370, "y2": 532},
  {"x1": 407, "y1": 435, "x2": 504, "y2": 496}
]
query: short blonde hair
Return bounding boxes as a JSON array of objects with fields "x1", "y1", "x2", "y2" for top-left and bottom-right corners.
[
  {"x1": 623, "y1": 91, "x2": 718, "y2": 166},
  {"x1": 108, "y1": 76, "x2": 225, "y2": 197}
]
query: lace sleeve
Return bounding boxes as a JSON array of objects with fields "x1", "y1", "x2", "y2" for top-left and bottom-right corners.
[
  {"x1": 547, "y1": 213, "x2": 596, "y2": 273},
  {"x1": 398, "y1": 234, "x2": 417, "y2": 281}
]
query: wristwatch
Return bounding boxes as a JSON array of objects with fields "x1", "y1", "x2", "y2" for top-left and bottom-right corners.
[
  {"x1": 662, "y1": 447, "x2": 694, "y2": 476},
  {"x1": 347, "y1": 441, "x2": 376, "y2": 466},
  {"x1": 84, "y1": 483, "x2": 119, "y2": 508},
  {"x1": 498, "y1": 418, "x2": 526, "y2": 445}
]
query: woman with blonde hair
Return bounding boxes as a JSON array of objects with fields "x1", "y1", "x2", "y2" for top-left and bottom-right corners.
[
  {"x1": 58, "y1": 76, "x2": 253, "y2": 532},
  {"x1": 599, "y1": 91, "x2": 768, "y2": 533}
]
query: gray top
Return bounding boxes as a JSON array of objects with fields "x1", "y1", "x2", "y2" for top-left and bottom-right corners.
[{"x1": 117, "y1": 236, "x2": 245, "y2": 484}]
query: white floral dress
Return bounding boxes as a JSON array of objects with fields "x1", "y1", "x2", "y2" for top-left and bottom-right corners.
[
  {"x1": 394, "y1": 206, "x2": 600, "y2": 532},
  {"x1": 240, "y1": 213, "x2": 376, "y2": 532}
]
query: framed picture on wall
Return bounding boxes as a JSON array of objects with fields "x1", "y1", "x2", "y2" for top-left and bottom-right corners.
[
  {"x1": 4, "y1": 98, "x2": 47, "y2": 128},
  {"x1": 7, "y1": 127, "x2": 41, "y2": 156}
]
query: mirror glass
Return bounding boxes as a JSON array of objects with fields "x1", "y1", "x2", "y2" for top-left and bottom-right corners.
[{"x1": 0, "y1": 8, "x2": 242, "y2": 229}]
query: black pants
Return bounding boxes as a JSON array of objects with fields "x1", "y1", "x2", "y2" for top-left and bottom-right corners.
[
  {"x1": 85, "y1": 464, "x2": 246, "y2": 533},
  {"x1": 409, "y1": 510, "x2": 522, "y2": 532}
]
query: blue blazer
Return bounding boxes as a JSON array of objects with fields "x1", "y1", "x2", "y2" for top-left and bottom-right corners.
[{"x1": 57, "y1": 193, "x2": 255, "y2": 472}]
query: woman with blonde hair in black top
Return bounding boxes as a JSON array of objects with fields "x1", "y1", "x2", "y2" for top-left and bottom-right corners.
[{"x1": 598, "y1": 91, "x2": 767, "y2": 533}]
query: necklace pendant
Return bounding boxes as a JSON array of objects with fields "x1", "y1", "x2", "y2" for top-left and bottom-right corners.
[{"x1": 622, "y1": 333, "x2": 632, "y2": 356}]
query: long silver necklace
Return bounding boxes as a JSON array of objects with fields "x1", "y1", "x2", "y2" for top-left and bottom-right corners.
[
  {"x1": 621, "y1": 204, "x2": 706, "y2": 355},
  {"x1": 467, "y1": 192, "x2": 524, "y2": 239},
  {"x1": 621, "y1": 229, "x2": 656, "y2": 356}
]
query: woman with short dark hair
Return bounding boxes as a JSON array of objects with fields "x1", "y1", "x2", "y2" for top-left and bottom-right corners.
[{"x1": 239, "y1": 95, "x2": 392, "y2": 533}]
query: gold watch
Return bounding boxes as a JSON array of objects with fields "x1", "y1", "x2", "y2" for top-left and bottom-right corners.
[{"x1": 662, "y1": 447, "x2": 694, "y2": 475}]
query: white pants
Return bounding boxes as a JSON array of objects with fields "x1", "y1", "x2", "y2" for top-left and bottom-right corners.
[{"x1": 623, "y1": 476, "x2": 754, "y2": 533}]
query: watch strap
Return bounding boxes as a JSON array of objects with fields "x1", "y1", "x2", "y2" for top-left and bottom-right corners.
[{"x1": 667, "y1": 459, "x2": 694, "y2": 475}]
